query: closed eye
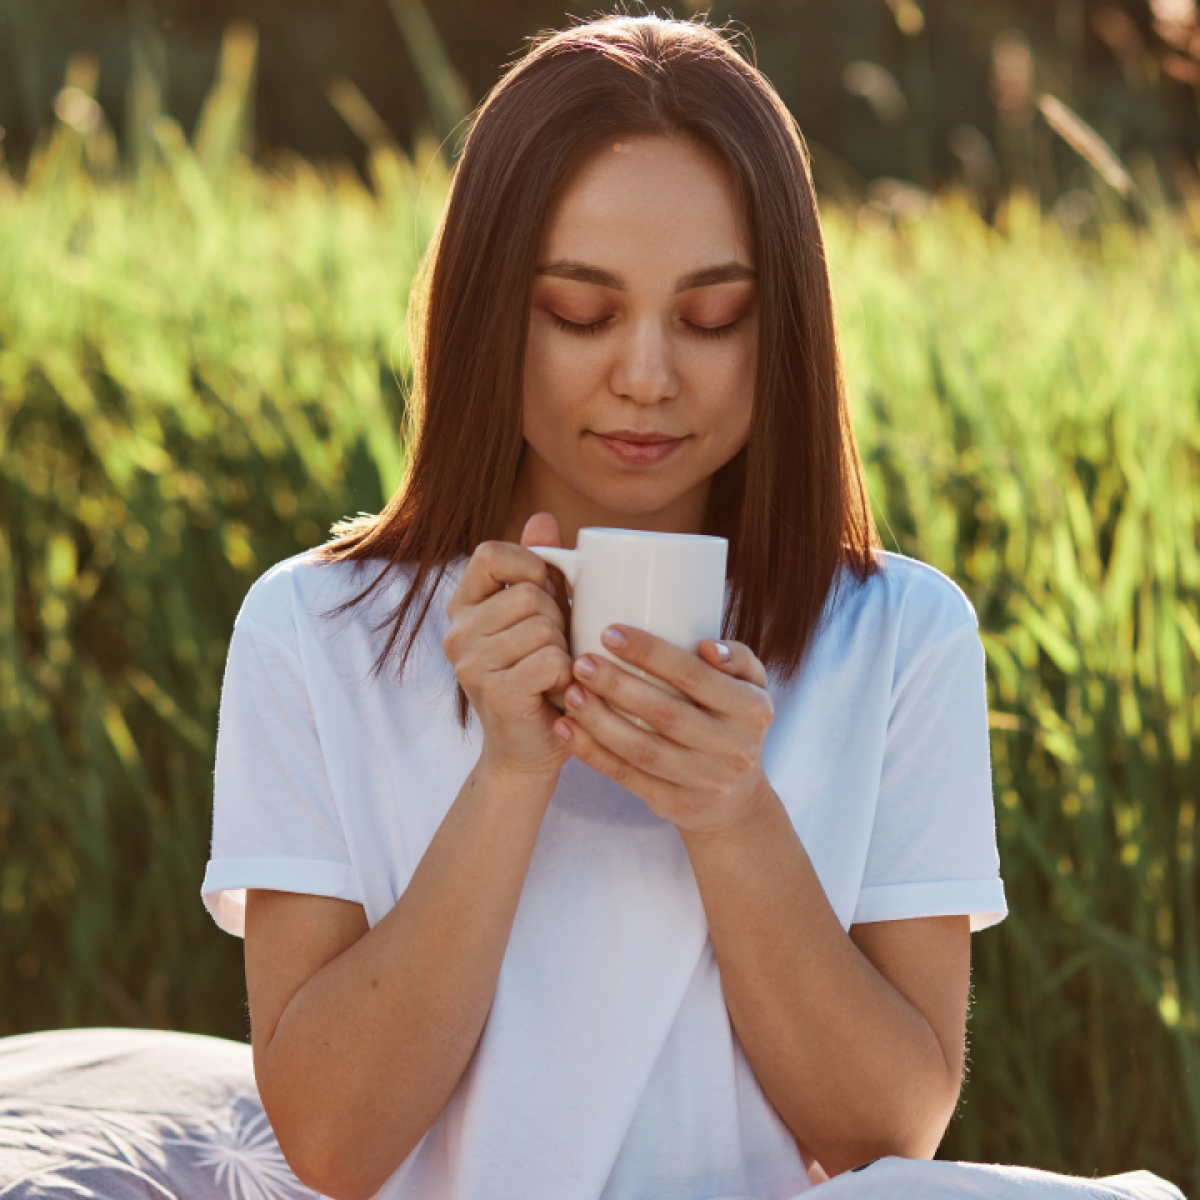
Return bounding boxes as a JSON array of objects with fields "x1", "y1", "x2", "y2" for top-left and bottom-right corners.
[
  {"x1": 552, "y1": 314, "x2": 610, "y2": 337},
  {"x1": 551, "y1": 315, "x2": 739, "y2": 340},
  {"x1": 687, "y1": 320, "x2": 740, "y2": 341}
]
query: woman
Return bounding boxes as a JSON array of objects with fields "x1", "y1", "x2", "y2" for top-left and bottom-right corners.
[{"x1": 202, "y1": 14, "x2": 1006, "y2": 1200}]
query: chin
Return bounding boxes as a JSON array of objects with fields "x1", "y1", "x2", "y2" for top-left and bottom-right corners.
[{"x1": 581, "y1": 486, "x2": 694, "y2": 524}]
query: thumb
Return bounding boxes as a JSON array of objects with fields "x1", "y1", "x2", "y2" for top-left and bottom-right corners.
[{"x1": 520, "y1": 511, "x2": 563, "y2": 549}]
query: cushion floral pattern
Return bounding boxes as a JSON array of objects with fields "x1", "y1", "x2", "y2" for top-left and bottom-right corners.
[{"x1": 0, "y1": 1027, "x2": 318, "y2": 1200}]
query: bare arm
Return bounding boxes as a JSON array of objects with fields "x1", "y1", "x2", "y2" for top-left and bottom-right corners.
[
  {"x1": 554, "y1": 627, "x2": 972, "y2": 1178},
  {"x1": 244, "y1": 519, "x2": 575, "y2": 1200},
  {"x1": 245, "y1": 759, "x2": 557, "y2": 1200},
  {"x1": 679, "y1": 790, "x2": 970, "y2": 1177}
]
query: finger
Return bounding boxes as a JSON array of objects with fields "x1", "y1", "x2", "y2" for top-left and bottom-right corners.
[
  {"x1": 453, "y1": 540, "x2": 554, "y2": 610},
  {"x1": 698, "y1": 638, "x2": 769, "y2": 689},
  {"x1": 473, "y1": 579, "x2": 565, "y2": 639},
  {"x1": 505, "y1": 642, "x2": 574, "y2": 699},
  {"x1": 519, "y1": 511, "x2": 563, "y2": 550},
  {"x1": 555, "y1": 716, "x2": 675, "y2": 812},
  {"x1": 444, "y1": 581, "x2": 563, "y2": 666},
  {"x1": 571, "y1": 654, "x2": 715, "y2": 751},
  {"x1": 484, "y1": 612, "x2": 569, "y2": 673},
  {"x1": 476, "y1": 644, "x2": 571, "y2": 724},
  {"x1": 562, "y1": 681, "x2": 697, "y2": 789},
  {"x1": 599, "y1": 626, "x2": 763, "y2": 710}
]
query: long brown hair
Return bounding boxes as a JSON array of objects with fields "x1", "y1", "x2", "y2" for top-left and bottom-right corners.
[{"x1": 321, "y1": 12, "x2": 880, "y2": 725}]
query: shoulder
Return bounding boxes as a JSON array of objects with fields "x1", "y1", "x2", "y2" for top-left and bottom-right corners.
[
  {"x1": 232, "y1": 549, "x2": 466, "y2": 656},
  {"x1": 865, "y1": 549, "x2": 977, "y2": 635},
  {"x1": 232, "y1": 550, "x2": 396, "y2": 653},
  {"x1": 820, "y1": 550, "x2": 979, "y2": 687}
]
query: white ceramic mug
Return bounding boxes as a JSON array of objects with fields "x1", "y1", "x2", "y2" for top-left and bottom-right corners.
[{"x1": 528, "y1": 527, "x2": 728, "y2": 728}]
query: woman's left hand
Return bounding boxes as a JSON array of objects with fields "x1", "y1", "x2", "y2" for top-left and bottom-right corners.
[{"x1": 553, "y1": 625, "x2": 776, "y2": 835}]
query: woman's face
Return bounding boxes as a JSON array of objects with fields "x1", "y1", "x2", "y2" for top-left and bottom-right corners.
[{"x1": 510, "y1": 133, "x2": 758, "y2": 543}]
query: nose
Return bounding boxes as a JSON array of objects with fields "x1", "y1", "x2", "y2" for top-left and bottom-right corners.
[{"x1": 608, "y1": 316, "x2": 680, "y2": 406}]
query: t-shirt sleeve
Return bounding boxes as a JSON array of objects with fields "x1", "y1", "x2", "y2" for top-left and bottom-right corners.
[
  {"x1": 852, "y1": 619, "x2": 1007, "y2": 933},
  {"x1": 201, "y1": 613, "x2": 362, "y2": 938}
]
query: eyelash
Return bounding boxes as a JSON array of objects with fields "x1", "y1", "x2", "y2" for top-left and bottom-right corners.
[{"x1": 550, "y1": 314, "x2": 739, "y2": 341}]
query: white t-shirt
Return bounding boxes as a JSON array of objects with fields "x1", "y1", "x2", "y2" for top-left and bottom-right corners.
[{"x1": 202, "y1": 547, "x2": 1006, "y2": 1200}]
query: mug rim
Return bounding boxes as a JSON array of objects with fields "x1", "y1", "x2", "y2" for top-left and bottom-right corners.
[{"x1": 577, "y1": 526, "x2": 727, "y2": 545}]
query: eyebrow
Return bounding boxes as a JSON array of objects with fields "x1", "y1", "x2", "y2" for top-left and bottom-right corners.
[{"x1": 535, "y1": 259, "x2": 756, "y2": 293}]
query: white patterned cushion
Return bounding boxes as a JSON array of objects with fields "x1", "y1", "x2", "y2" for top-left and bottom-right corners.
[
  {"x1": 807, "y1": 1156, "x2": 1185, "y2": 1200},
  {"x1": 0, "y1": 1027, "x2": 318, "y2": 1200}
]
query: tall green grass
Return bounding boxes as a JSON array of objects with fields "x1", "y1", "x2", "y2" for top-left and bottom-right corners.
[
  {"x1": 1, "y1": 73, "x2": 1197, "y2": 1196},
  {"x1": 826, "y1": 194, "x2": 1200, "y2": 1186},
  {"x1": 0, "y1": 99, "x2": 450, "y2": 1032}
]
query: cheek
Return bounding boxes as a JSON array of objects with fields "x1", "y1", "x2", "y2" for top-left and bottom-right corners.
[
  {"x1": 522, "y1": 329, "x2": 592, "y2": 445},
  {"x1": 523, "y1": 325, "x2": 554, "y2": 397},
  {"x1": 522, "y1": 329, "x2": 559, "y2": 430},
  {"x1": 704, "y1": 339, "x2": 756, "y2": 438},
  {"x1": 719, "y1": 390, "x2": 754, "y2": 459}
]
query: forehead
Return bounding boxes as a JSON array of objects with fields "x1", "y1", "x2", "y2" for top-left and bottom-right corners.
[{"x1": 539, "y1": 134, "x2": 752, "y2": 267}]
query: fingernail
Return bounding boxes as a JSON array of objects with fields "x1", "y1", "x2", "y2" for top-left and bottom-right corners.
[
  {"x1": 565, "y1": 684, "x2": 586, "y2": 708},
  {"x1": 554, "y1": 720, "x2": 572, "y2": 741},
  {"x1": 574, "y1": 656, "x2": 596, "y2": 679},
  {"x1": 545, "y1": 578, "x2": 557, "y2": 599},
  {"x1": 714, "y1": 641, "x2": 730, "y2": 663},
  {"x1": 601, "y1": 626, "x2": 626, "y2": 648}
]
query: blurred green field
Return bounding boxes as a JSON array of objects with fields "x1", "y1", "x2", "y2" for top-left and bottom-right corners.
[{"x1": 1, "y1": 71, "x2": 1198, "y2": 1196}]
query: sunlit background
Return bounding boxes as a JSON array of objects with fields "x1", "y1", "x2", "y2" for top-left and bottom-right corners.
[{"x1": 1, "y1": 0, "x2": 1198, "y2": 1191}]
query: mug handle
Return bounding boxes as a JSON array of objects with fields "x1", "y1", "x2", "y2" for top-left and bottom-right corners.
[{"x1": 525, "y1": 545, "x2": 579, "y2": 588}]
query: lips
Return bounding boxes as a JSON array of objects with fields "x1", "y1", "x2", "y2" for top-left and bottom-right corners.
[{"x1": 593, "y1": 429, "x2": 684, "y2": 466}]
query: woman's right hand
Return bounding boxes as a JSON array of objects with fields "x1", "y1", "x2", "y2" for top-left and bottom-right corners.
[{"x1": 443, "y1": 513, "x2": 574, "y2": 784}]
